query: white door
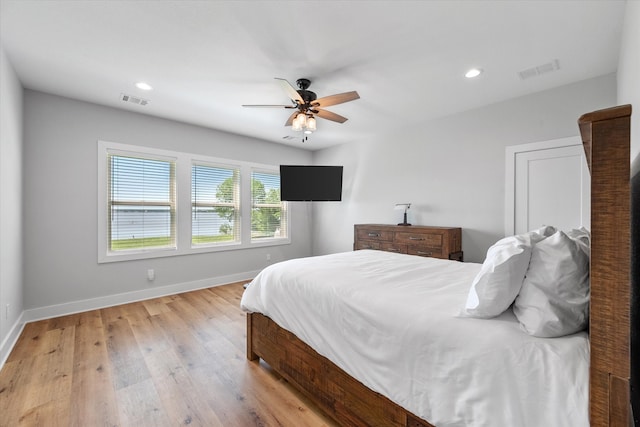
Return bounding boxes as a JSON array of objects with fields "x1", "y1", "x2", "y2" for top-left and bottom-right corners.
[{"x1": 505, "y1": 136, "x2": 590, "y2": 236}]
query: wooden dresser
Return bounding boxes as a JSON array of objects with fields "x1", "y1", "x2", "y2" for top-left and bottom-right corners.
[{"x1": 354, "y1": 224, "x2": 463, "y2": 261}]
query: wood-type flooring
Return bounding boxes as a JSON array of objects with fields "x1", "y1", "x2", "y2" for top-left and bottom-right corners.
[{"x1": 0, "y1": 282, "x2": 338, "y2": 427}]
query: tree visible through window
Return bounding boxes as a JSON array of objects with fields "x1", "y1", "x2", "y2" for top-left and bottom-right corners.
[
  {"x1": 192, "y1": 164, "x2": 240, "y2": 245},
  {"x1": 251, "y1": 170, "x2": 286, "y2": 240}
]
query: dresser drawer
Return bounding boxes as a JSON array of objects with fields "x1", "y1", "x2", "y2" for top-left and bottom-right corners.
[
  {"x1": 395, "y1": 231, "x2": 443, "y2": 247},
  {"x1": 354, "y1": 241, "x2": 381, "y2": 250},
  {"x1": 355, "y1": 228, "x2": 393, "y2": 242},
  {"x1": 380, "y1": 242, "x2": 407, "y2": 254},
  {"x1": 407, "y1": 245, "x2": 443, "y2": 258}
]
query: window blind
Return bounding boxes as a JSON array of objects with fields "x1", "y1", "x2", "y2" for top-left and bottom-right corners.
[
  {"x1": 108, "y1": 154, "x2": 176, "y2": 251},
  {"x1": 192, "y1": 163, "x2": 240, "y2": 245},
  {"x1": 251, "y1": 170, "x2": 286, "y2": 240}
]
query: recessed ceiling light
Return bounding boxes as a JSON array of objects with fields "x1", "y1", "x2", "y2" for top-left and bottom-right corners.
[
  {"x1": 465, "y1": 68, "x2": 483, "y2": 79},
  {"x1": 135, "y1": 82, "x2": 153, "y2": 91}
]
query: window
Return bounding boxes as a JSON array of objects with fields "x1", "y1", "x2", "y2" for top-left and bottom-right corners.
[
  {"x1": 192, "y1": 163, "x2": 240, "y2": 246},
  {"x1": 98, "y1": 141, "x2": 290, "y2": 263},
  {"x1": 108, "y1": 153, "x2": 176, "y2": 252},
  {"x1": 251, "y1": 169, "x2": 287, "y2": 241}
]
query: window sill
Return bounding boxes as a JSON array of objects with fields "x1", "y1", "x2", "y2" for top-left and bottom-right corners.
[{"x1": 98, "y1": 238, "x2": 291, "y2": 263}]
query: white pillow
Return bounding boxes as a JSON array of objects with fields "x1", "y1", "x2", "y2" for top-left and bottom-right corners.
[
  {"x1": 460, "y1": 225, "x2": 556, "y2": 318},
  {"x1": 565, "y1": 226, "x2": 591, "y2": 258},
  {"x1": 565, "y1": 226, "x2": 590, "y2": 244},
  {"x1": 513, "y1": 230, "x2": 590, "y2": 337}
]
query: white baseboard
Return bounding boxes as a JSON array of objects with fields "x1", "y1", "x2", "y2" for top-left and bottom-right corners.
[
  {"x1": 0, "y1": 311, "x2": 26, "y2": 370},
  {"x1": 22, "y1": 270, "x2": 260, "y2": 324}
]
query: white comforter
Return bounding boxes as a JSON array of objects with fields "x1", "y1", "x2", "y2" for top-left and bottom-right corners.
[{"x1": 240, "y1": 250, "x2": 589, "y2": 427}]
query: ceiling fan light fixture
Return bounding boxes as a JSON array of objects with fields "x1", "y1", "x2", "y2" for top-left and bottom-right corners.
[
  {"x1": 243, "y1": 78, "x2": 359, "y2": 141},
  {"x1": 292, "y1": 113, "x2": 306, "y2": 131},
  {"x1": 306, "y1": 116, "x2": 316, "y2": 132}
]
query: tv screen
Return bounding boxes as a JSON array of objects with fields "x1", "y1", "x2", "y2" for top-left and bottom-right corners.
[{"x1": 280, "y1": 165, "x2": 343, "y2": 201}]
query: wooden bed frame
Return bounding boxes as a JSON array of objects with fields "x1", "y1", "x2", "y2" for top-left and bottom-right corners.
[
  {"x1": 246, "y1": 105, "x2": 633, "y2": 427},
  {"x1": 579, "y1": 104, "x2": 633, "y2": 427}
]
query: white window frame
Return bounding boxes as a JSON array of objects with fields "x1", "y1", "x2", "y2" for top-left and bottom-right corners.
[{"x1": 98, "y1": 141, "x2": 290, "y2": 263}]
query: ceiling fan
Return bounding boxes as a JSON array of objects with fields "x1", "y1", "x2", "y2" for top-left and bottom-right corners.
[{"x1": 242, "y1": 78, "x2": 360, "y2": 136}]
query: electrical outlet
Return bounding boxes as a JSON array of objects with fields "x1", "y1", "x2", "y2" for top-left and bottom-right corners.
[
  {"x1": 147, "y1": 269, "x2": 155, "y2": 281},
  {"x1": 266, "y1": 253, "x2": 271, "y2": 261}
]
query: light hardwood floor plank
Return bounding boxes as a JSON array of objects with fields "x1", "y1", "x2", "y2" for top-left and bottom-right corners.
[
  {"x1": 20, "y1": 326, "x2": 75, "y2": 421},
  {"x1": 164, "y1": 297, "x2": 219, "y2": 344},
  {"x1": 68, "y1": 310, "x2": 121, "y2": 427},
  {"x1": 103, "y1": 318, "x2": 151, "y2": 390},
  {"x1": 6, "y1": 320, "x2": 52, "y2": 362},
  {"x1": 127, "y1": 310, "x2": 171, "y2": 357},
  {"x1": 0, "y1": 357, "x2": 36, "y2": 425},
  {"x1": 147, "y1": 346, "x2": 226, "y2": 426},
  {"x1": 0, "y1": 282, "x2": 338, "y2": 427},
  {"x1": 115, "y1": 378, "x2": 172, "y2": 427}
]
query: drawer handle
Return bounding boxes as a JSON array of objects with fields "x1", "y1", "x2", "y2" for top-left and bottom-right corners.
[
  {"x1": 417, "y1": 251, "x2": 432, "y2": 256},
  {"x1": 409, "y1": 236, "x2": 425, "y2": 241},
  {"x1": 386, "y1": 249, "x2": 400, "y2": 253},
  {"x1": 363, "y1": 245, "x2": 373, "y2": 249},
  {"x1": 368, "y1": 233, "x2": 381, "y2": 237}
]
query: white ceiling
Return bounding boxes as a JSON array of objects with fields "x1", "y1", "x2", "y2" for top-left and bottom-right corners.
[{"x1": 0, "y1": 0, "x2": 626, "y2": 151}]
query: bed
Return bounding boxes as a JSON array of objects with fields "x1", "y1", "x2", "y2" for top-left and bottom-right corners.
[{"x1": 241, "y1": 105, "x2": 633, "y2": 427}]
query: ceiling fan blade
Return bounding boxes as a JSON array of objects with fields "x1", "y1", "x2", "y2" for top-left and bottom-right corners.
[
  {"x1": 316, "y1": 109, "x2": 348, "y2": 124},
  {"x1": 242, "y1": 104, "x2": 296, "y2": 108},
  {"x1": 312, "y1": 91, "x2": 360, "y2": 108},
  {"x1": 284, "y1": 111, "x2": 299, "y2": 126},
  {"x1": 275, "y1": 78, "x2": 304, "y2": 104}
]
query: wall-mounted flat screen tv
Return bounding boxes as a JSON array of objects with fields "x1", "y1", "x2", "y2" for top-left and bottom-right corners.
[{"x1": 280, "y1": 165, "x2": 343, "y2": 201}]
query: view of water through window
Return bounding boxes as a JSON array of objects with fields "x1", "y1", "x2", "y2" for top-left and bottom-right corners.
[{"x1": 109, "y1": 155, "x2": 282, "y2": 250}]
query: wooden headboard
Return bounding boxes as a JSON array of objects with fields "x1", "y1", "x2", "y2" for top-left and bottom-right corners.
[{"x1": 578, "y1": 104, "x2": 632, "y2": 427}]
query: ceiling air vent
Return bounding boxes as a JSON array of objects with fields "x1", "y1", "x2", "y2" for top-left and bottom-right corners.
[
  {"x1": 120, "y1": 93, "x2": 150, "y2": 106},
  {"x1": 518, "y1": 59, "x2": 560, "y2": 80}
]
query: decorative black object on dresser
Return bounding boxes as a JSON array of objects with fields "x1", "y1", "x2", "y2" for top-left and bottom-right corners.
[{"x1": 354, "y1": 224, "x2": 463, "y2": 261}]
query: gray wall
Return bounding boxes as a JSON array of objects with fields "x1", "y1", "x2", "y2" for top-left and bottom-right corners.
[
  {"x1": 22, "y1": 91, "x2": 313, "y2": 310},
  {"x1": 311, "y1": 73, "x2": 617, "y2": 263},
  {"x1": 0, "y1": 46, "x2": 24, "y2": 359}
]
